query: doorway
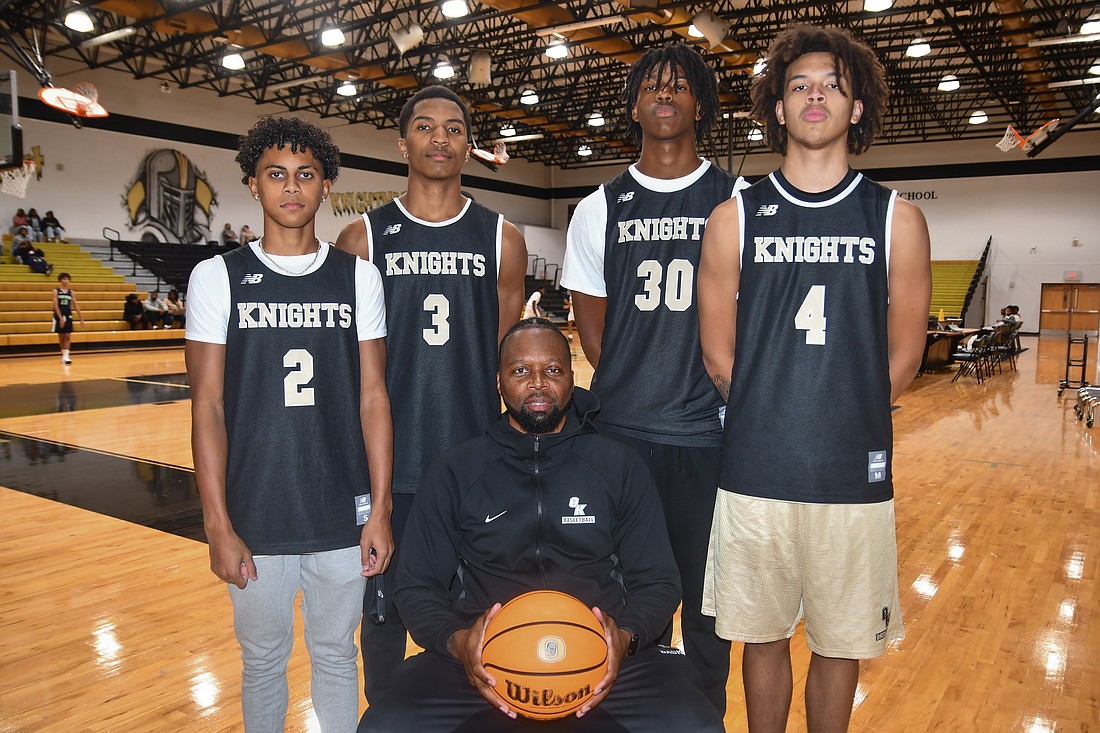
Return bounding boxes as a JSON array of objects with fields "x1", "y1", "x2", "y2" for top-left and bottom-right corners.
[{"x1": 1039, "y1": 283, "x2": 1100, "y2": 335}]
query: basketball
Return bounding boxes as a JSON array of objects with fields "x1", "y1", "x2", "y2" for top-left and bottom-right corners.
[{"x1": 481, "y1": 590, "x2": 609, "y2": 720}]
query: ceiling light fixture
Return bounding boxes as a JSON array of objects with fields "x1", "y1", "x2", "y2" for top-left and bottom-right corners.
[
  {"x1": 545, "y1": 39, "x2": 569, "y2": 59},
  {"x1": 321, "y1": 27, "x2": 345, "y2": 47},
  {"x1": 389, "y1": 22, "x2": 425, "y2": 55},
  {"x1": 441, "y1": 0, "x2": 469, "y2": 17},
  {"x1": 468, "y1": 50, "x2": 492, "y2": 85},
  {"x1": 1091, "y1": 59, "x2": 1100, "y2": 75},
  {"x1": 577, "y1": 144, "x2": 593, "y2": 156},
  {"x1": 938, "y1": 74, "x2": 960, "y2": 92},
  {"x1": 906, "y1": 38, "x2": 931, "y2": 57},
  {"x1": 1082, "y1": 13, "x2": 1100, "y2": 35},
  {"x1": 337, "y1": 80, "x2": 356, "y2": 96},
  {"x1": 492, "y1": 132, "x2": 543, "y2": 144},
  {"x1": 433, "y1": 56, "x2": 455, "y2": 80},
  {"x1": 499, "y1": 123, "x2": 516, "y2": 137},
  {"x1": 753, "y1": 57, "x2": 767, "y2": 75},
  {"x1": 520, "y1": 88, "x2": 539, "y2": 105},
  {"x1": 863, "y1": 0, "x2": 893, "y2": 12},
  {"x1": 690, "y1": 10, "x2": 728, "y2": 47},
  {"x1": 222, "y1": 52, "x2": 246, "y2": 70},
  {"x1": 747, "y1": 128, "x2": 764, "y2": 141},
  {"x1": 968, "y1": 109, "x2": 988, "y2": 125},
  {"x1": 687, "y1": 24, "x2": 705, "y2": 38},
  {"x1": 64, "y1": 9, "x2": 94, "y2": 32},
  {"x1": 79, "y1": 26, "x2": 135, "y2": 48},
  {"x1": 588, "y1": 112, "x2": 605, "y2": 127}
]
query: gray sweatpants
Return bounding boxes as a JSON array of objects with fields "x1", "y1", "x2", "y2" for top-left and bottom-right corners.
[{"x1": 228, "y1": 547, "x2": 366, "y2": 732}]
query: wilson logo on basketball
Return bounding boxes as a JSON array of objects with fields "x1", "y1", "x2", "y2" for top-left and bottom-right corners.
[{"x1": 504, "y1": 681, "x2": 593, "y2": 708}]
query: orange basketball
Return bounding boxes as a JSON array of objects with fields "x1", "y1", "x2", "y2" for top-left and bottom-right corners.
[{"x1": 481, "y1": 590, "x2": 609, "y2": 720}]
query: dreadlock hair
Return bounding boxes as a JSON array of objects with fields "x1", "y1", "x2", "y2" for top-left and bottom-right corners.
[
  {"x1": 398, "y1": 86, "x2": 474, "y2": 143},
  {"x1": 235, "y1": 116, "x2": 341, "y2": 184},
  {"x1": 621, "y1": 43, "x2": 720, "y2": 146},
  {"x1": 751, "y1": 24, "x2": 888, "y2": 156},
  {"x1": 498, "y1": 317, "x2": 572, "y2": 366}
]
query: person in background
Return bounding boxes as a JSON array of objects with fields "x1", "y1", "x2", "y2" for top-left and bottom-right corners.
[
  {"x1": 123, "y1": 293, "x2": 146, "y2": 330},
  {"x1": 14, "y1": 228, "x2": 51, "y2": 274},
  {"x1": 42, "y1": 211, "x2": 67, "y2": 242},
  {"x1": 11, "y1": 207, "x2": 28, "y2": 235},
  {"x1": 143, "y1": 289, "x2": 168, "y2": 329},
  {"x1": 220, "y1": 222, "x2": 238, "y2": 247},
  {"x1": 521, "y1": 286, "x2": 544, "y2": 319},
  {"x1": 52, "y1": 272, "x2": 83, "y2": 364},
  {"x1": 27, "y1": 208, "x2": 43, "y2": 241},
  {"x1": 165, "y1": 289, "x2": 186, "y2": 329},
  {"x1": 238, "y1": 224, "x2": 257, "y2": 246}
]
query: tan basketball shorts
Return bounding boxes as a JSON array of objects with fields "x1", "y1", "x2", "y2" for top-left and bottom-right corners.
[{"x1": 702, "y1": 490, "x2": 904, "y2": 659}]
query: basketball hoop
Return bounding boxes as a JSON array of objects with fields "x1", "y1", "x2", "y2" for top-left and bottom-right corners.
[
  {"x1": 38, "y1": 82, "x2": 109, "y2": 118},
  {"x1": 1, "y1": 160, "x2": 36, "y2": 199},
  {"x1": 995, "y1": 125, "x2": 1024, "y2": 152},
  {"x1": 995, "y1": 119, "x2": 1059, "y2": 153},
  {"x1": 471, "y1": 141, "x2": 510, "y2": 166}
]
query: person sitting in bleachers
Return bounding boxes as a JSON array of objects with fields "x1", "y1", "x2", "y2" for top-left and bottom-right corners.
[
  {"x1": 238, "y1": 224, "x2": 257, "y2": 245},
  {"x1": 11, "y1": 208, "x2": 28, "y2": 235},
  {"x1": 42, "y1": 211, "x2": 67, "y2": 243},
  {"x1": 143, "y1": 289, "x2": 168, "y2": 329},
  {"x1": 27, "y1": 208, "x2": 44, "y2": 241},
  {"x1": 14, "y1": 227, "x2": 52, "y2": 274},
  {"x1": 123, "y1": 293, "x2": 147, "y2": 330},
  {"x1": 165, "y1": 289, "x2": 186, "y2": 329},
  {"x1": 220, "y1": 223, "x2": 238, "y2": 247}
]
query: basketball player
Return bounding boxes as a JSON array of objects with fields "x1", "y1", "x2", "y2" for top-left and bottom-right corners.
[
  {"x1": 187, "y1": 116, "x2": 394, "y2": 732},
  {"x1": 52, "y1": 272, "x2": 83, "y2": 364},
  {"x1": 560, "y1": 43, "x2": 746, "y2": 713},
  {"x1": 335, "y1": 85, "x2": 527, "y2": 702},
  {"x1": 697, "y1": 25, "x2": 932, "y2": 732},
  {"x1": 358, "y1": 320, "x2": 723, "y2": 732}
]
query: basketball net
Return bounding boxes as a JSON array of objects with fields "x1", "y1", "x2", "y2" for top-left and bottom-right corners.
[
  {"x1": 1, "y1": 161, "x2": 36, "y2": 199},
  {"x1": 995, "y1": 125, "x2": 1024, "y2": 152}
]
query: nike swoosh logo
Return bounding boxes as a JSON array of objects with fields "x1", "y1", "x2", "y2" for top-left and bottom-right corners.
[{"x1": 484, "y1": 511, "x2": 507, "y2": 523}]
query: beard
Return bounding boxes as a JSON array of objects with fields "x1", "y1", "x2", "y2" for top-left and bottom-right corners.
[{"x1": 506, "y1": 394, "x2": 569, "y2": 435}]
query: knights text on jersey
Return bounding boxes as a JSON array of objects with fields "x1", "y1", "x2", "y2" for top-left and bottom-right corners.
[
  {"x1": 364, "y1": 197, "x2": 503, "y2": 493},
  {"x1": 594, "y1": 163, "x2": 737, "y2": 446},
  {"x1": 222, "y1": 245, "x2": 370, "y2": 554},
  {"x1": 720, "y1": 169, "x2": 897, "y2": 504}
]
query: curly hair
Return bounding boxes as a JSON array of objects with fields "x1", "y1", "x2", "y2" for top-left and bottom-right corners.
[
  {"x1": 398, "y1": 86, "x2": 473, "y2": 143},
  {"x1": 621, "y1": 43, "x2": 720, "y2": 146},
  {"x1": 235, "y1": 116, "x2": 341, "y2": 184},
  {"x1": 751, "y1": 24, "x2": 888, "y2": 156}
]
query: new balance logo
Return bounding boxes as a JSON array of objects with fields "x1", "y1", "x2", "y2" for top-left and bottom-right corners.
[
  {"x1": 241, "y1": 273, "x2": 264, "y2": 285},
  {"x1": 755, "y1": 205, "x2": 779, "y2": 217},
  {"x1": 616, "y1": 192, "x2": 635, "y2": 203},
  {"x1": 382, "y1": 224, "x2": 402, "y2": 235}
]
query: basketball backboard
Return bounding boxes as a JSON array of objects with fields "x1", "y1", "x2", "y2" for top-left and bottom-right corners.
[{"x1": 0, "y1": 70, "x2": 24, "y2": 171}]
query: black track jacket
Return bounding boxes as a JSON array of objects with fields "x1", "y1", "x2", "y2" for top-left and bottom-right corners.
[{"x1": 394, "y1": 387, "x2": 681, "y2": 656}]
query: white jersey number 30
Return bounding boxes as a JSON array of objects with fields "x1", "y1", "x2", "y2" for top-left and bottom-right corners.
[
  {"x1": 635, "y1": 259, "x2": 693, "y2": 312},
  {"x1": 794, "y1": 285, "x2": 827, "y2": 345}
]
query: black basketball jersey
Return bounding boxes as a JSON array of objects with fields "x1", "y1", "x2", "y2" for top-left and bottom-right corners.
[
  {"x1": 720, "y1": 169, "x2": 896, "y2": 504},
  {"x1": 55, "y1": 289, "x2": 73, "y2": 317},
  {"x1": 222, "y1": 245, "x2": 370, "y2": 554},
  {"x1": 364, "y1": 197, "x2": 502, "y2": 493},
  {"x1": 595, "y1": 162, "x2": 737, "y2": 446}
]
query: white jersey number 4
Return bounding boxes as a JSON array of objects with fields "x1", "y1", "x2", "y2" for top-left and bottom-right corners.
[
  {"x1": 795, "y1": 285, "x2": 827, "y2": 345},
  {"x1": 283, "y1": 348, "x2": 316, "y2": 406},
  {"x1": 635, "y1": 259, "x2": 693, "y2": 312}
]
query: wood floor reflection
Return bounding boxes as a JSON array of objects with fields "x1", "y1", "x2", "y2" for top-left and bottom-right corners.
[{"x1": 0, "y1": 336, "x2": 1096, "y2": 732}]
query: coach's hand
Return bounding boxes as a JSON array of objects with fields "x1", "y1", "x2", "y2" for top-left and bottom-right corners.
[
  {"x1": 577, "y1": 607, "x2": 630, "y2": 717},
  {"x1": 448, "y1": 604, "x2": 517, "y2": 719},
  {"x1": 360, "y1": 513, "x2": 393, "y2": 577},
  {"x1": 207, "y1": 528, "x2": 257, "y2": 589}
]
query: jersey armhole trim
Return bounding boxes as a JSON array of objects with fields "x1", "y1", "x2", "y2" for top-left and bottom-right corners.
[
  {"x1": 884, "y1": 190, "x2": 897, "y2": 282},
  {"x1": 362, "y1": 213, "x2": 375, "y2": 263},
  {"x1": 495, "y1": 213, "x2": 504, "y2": 279},
  {"x1": 736, "y1": 193, "x2": 747, "y2": 272}
]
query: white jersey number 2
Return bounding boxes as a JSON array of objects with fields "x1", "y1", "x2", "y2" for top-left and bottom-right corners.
[
  {"x1": 794, "y1": 285, "x2": 827, "y2": 345},
  {"x1": 423, "y1": 293, "x2": 450, "y2": 345},
  {"x1": 283, "y1": 348, "x2": 315, "y2": 407},
  {"x1": 635, "y1": 259, "x2": 693, "y2": 312}
]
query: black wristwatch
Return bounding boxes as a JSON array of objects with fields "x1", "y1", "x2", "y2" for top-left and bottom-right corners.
[{"x1": 625, "y1": 629, "x2": 640, "y2": 657}]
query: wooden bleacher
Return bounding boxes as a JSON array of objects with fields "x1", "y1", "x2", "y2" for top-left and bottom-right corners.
[
  {"x1": 1, "y1": 236, "x2": 182, "y2": 352},
  {"x1": 930, "y1": 260, "x2": 979, "y2": 320}
]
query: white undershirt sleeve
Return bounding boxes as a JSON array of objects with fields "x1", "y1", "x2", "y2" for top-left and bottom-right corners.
[
  {"x1": 185, "y1": 256, "x2": 231, "y2": 345},
  {"x1": 560, "y1": 189, "x2": 609, "y2": 298}
]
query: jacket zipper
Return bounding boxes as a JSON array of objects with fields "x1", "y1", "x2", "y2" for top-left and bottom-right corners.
[{"x1": 533, "y1": 434, "x2": 547, "y2": 586}]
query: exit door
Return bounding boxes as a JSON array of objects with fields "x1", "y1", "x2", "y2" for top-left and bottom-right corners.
[{"x1": 1040, "y1": 283, "x2": 1100, "y2": 335}]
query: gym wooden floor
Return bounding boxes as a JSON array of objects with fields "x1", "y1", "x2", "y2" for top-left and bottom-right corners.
[{"x1": 0, "y1": 336, "x2": 1096, "y2": 732}]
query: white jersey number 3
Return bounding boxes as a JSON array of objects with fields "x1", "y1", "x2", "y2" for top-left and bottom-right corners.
[
  {"x1": 283, "y1": 348, "x2": 315, "y2": 406},
  {"x1": 635, "y1": 259, "x2": 693, "y2": 312},
  {"x1": 795, "y1": 285, "x2": 827, "y2": 345},
  {"x1": 423, "y1": 293, "x2": 450, "y2": 345}
]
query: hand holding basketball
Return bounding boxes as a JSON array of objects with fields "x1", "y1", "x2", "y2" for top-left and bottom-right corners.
[
  {"x1": 448, "y1": 603, "x2": 517, "y2": 719},
  {"x1": 577, "y1": 606, "x2": 631, "y2": 717}
]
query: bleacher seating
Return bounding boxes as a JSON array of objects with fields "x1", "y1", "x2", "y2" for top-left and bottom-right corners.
[
  {"x1": 930, "y1": 260, "x2": 980, "y2": 320},
  {"x1": 113, "y1": 240, "x2": 228, "y2": 292},
  {"x1": 0, "y1": 235, "x2": 182, "y2": 351}
]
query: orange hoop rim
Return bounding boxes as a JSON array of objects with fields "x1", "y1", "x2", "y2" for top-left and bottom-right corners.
[{"x1": 38, "y1": 86, "x2": 109, "y2": 118}]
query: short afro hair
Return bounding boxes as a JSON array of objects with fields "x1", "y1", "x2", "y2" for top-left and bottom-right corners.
[
  {"x1": 752, "y1": 24, "x2": 888, "y2": 156},
  {"x1": 398, "y1": 86, "x2": 473, "y2": 143},
  {"x1": 235, "y1": 116, "x2": 341, "y2": 185},
  {"x1": 621, "y1": 43, "x2": 720, "y2": 146},
  {"x1": 498, "y1": 317, "x2": 572, "y2": 366}
]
